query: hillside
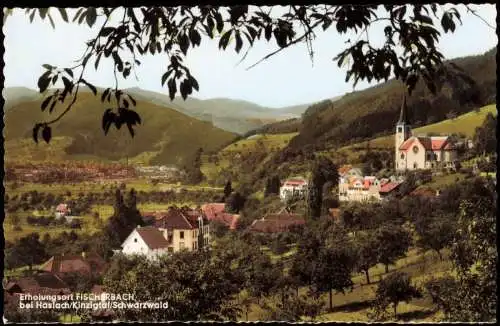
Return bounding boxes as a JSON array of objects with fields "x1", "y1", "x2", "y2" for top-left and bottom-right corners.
[
  {"x1": 263, "y1": 47, "x2": 497, "y2": 152},
  {"x1": 4, "y1": 92, "x2": 237, "y2": 166},
  {"x1": 124, "y1": 87, "x2": 307, "y2": 134},
  {"x1": 2, "y1": 87, "x2": 42, "y2": 110},
  {"x1": 337, "y1": 103, "x2": 497, "y2": 161}
]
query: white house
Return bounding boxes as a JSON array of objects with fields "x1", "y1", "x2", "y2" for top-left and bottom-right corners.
[
  {"x1": 55, "y1": 203, "x2": 71, "y2": 219},
  {"x1": 279, "y1": 177, "x2": 308, "y2": 201},
  {"x1": 121, "y1": 226, "x2": 170, "y2": 260}
]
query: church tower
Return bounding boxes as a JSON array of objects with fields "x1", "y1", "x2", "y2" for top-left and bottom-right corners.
[{"x1": 395, "y1": 93, "x2": 412, "y2": 170}]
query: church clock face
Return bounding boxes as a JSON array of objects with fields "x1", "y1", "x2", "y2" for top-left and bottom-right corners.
[{"x1": 413, "y1": 146, "x2": 419, "y2": 154}]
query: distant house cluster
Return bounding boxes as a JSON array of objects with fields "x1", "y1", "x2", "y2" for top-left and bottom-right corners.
[
  {"x1": 395, "y1": 95, "x2": 459, "y2": 171},
  {"x1": 201, "y1": 203, "x2": 240, "y2": 230},
  {"x1": 134, "y1": 165, "x2": 184, "y2": 182},
  {"x1": 279, "y1": 177, "x2": 308, "y2": 201},
  {"x1": 121, "y1": 206, "x2": 211, "y2": 260},
  {"x1": 338, "y1": 165, "x2": 403, "y2": 202}
]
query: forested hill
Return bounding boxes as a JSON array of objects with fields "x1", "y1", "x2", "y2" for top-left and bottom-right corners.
[
  {"x1": 4, "y1": 92, "x2": 237, "y2": 166},
  {"x1": 259, "y1": 47, "x2": 496, "y2": 151}
]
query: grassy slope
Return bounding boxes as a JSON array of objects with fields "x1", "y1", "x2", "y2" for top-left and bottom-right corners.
[
  {"x1": 201, "y1": 132, "x2": 298, "y2": 182},
  {"x1": 4, "y1": 92, "x2": 237, "y2": 166},
  {"x1": 244, "y1": 247, "x2": 453, "y2": 322}
]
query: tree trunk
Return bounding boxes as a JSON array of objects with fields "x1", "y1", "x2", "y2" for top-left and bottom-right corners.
[
  {"x1": 394, "y1": 302, "x2": 397, "y2": 319},
  {"x1": 296, "y1": 287, "x2": 299, "y2": 297},
  {"x1": 437, "y1": 250, "x2": 443, "y2": 261},
  {"x1": 385, "y1": 264, "x2": 389, "y2": 274},
  {"x1": 364, "y1": 270, "x2": 371, "y2": 284},
  {"x1": 329, "y1": 288, "x2": 333, "y2": 312}
]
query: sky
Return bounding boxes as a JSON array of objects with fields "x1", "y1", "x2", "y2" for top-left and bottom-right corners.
[{"x1": 3, "y1": 5, "x2": 497, "y2": 108}]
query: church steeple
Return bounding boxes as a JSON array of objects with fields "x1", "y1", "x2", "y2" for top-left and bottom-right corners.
[{"x1": 398, "y1": 93, "x2": 409, "y2": 125}]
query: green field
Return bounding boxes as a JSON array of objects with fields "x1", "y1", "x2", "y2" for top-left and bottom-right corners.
[{"x1": 222, "y1": 133, "x2": 299, "y2": 152}]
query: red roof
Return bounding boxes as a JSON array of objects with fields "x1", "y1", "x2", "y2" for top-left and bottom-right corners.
[
  {"x1": 283, "y1": 179, "x2": 307, "y2": 186},
  {"x1": 154, "y1": 207, "x2": 206, "y2": 230},
  {"x1": 135, "y1": 226, "x2": 171, "y2": 249},
  {"x1": 400, "y1": 136, "x2": 453, "y2": 151},
  {"x1": 41, "y1": 253, "x2": 107, "y2": 276},
  {"x1": 379, "y1": 182, "x2": 402, "y2": 193},
  {"x1": 201, "y1": 203, "x2": 226, "y2": 220},
  {"x1": 6, "y1": 273, "x2": 70, "y2": 294},
  {"x1": 248, "y1": 219, "x2": 305, "y2": 233},
  {"x1": 56, "y1": 203, "x2": 69, "y2": 213}
]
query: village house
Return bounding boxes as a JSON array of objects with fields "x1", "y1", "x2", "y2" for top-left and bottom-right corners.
[
  {"x1": 338, "y1": 166, "x2": 404, "y2": 202},
  {"x1": 279, "y1": 177, "x2": 308, "y2": 201},
  {"x1": 395, "y1": 95, "x2": 459, "y2": 171},
  {"x1": 121, "y1": 226, "x2": 171, "y2": 260},
  {"x1": 123, "y1": 207, "x2": 211, "y2": 259},
  {"x1": 55, "y1": 203, "x2": 71, "y2": 219},
  {"x1": 153, "y1": 206, "x2": 211, "y2": 252},
  {"x1": 40, "y1": 252, "x2": 107, "y2": 277},
  {"x1": 4, "y1": 272, "x2": 71, "y2": 296},
  {"x1": 201, "y1": 203, "x2": 240, "y2": 230},
  {"x1": 248, "y1": 212, "x2": 306, "y2": 233}
]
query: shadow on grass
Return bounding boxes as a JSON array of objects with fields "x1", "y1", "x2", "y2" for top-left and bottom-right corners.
[
  {"x1": 330, "y1": 299, "x2": 376, "y2": 313},
  {"x1": 397, "y1": 309, "x2": 436, "y2": 321}
]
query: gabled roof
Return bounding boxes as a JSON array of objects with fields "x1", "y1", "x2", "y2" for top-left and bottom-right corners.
[
  {"x1": 201, "y1": 203, "x2": 226, "y2": 220},
  {"x1": 40, "y1": 253, "x2": 106, "y2": 276},
  {"x1": 6, "y1": 273, "x2": 70, "y2": 294},
  {"x1": 379, "y1": 181, "x2": 402, "y2": 193},
  {"x1": 248, "y1": 219, "x2": 305, "y2": 233},
  {"x1": 400, "y1": 136, "x2": 454, "y2": 151},
  {"x1": 56, "y1": 203, "x2": 70, "y2": 212},
  {"x1": 154, "y1": 207, "x2": 204, "y2": 230},
  {"x1": 135, "y1": 226, "x2": 170, "y2": 249},
  {"x1": 283, "y1": 178, "x2": 308, "y2": 186}
]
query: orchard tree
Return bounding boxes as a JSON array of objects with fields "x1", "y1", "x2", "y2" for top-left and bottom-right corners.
[
  {"x1": 415, "y1": 214, "x2": 456, "y2": 260},
  {"x1": 373, "y1": 272, "x2": 422, "y2": 319},
  {"x1": 223, "y1": 180, "x2": 233, "y2": 200},
  {"x1": 374, "y1": 224, "x2": 412, "y2": 273},
  {"x1": 14, "y1": 6, "x2": 480, "y2": 143},
  {"x1": 473, "y1": 112, "x2": 497, "y2": 156},
  {"x1": 307, "y1": 156, "x2": 338, "y2": 220},
  {"x1": 353, "y1": 230, "x2": 379, "y2": 284}
]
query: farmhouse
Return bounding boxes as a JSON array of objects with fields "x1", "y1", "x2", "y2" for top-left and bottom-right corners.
[
  {"x1": 248, "y1": 213, "x2": 305, "y2": 233},
  {"x1": 55, "y1": 203, "x2": 71, "y2": 219},
  {"x1": 153, "y1": 206, "x2": 211, "y2": 252},
  {"x1": 121, "y1": 226, "x2": 171, "y2": 260},
  {"x1": 279, "y1": 177, "x2": 308, "y2": 201},
  {"x1": 40, "y1": 252, "x2": 107, "y2": 277},
  {"x1": 395, "y1": 95, "x2": 458, "y2": 171},
  {"x1": 4, "y1": 272, "x2": 71, "y2": 296},
  {"x1": 201, "y1": 203, "x2": 240, "y2": 230}
]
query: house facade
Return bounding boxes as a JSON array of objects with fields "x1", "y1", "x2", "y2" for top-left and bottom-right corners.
[
  {"x1": 279, "y1": 177, "x2": 308, "y2": 201},
  {"x1": 395, "y1": 95, "x2": 458, "y2": 171},
  {"x1": 121, "y1": 226, "x2": 171, "y2": 260}
]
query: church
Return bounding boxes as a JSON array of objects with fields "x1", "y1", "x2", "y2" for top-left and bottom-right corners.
[{"x1": 395, "y1": 95, "x2": 458, "y2": 171}]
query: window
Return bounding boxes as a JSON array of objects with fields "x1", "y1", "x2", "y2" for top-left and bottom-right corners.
[
  {"x1": 168, "y1": 247, "x2": 173, "y2": 252},
  {"x1": 134, "y1": 238, "x2": 137, "y2": 243},
  {"x1": 412, "y1": 146, "x2": 419, "y2": 154},
  {"x1": 400, "y1": 153, "x2": 405, "y2": 160},
  {"x1": 180, "y1": 242, "x2": 185, "y2": 249},
  {"x1": 397, "y1": 127, "x2": 403, "y2": 133},
  {"x1": 180, "y1": 231, "x2": 184, "y2": 239},
  {"x1": 413, "y1": 162, "x2": 418, "y2": 169}
]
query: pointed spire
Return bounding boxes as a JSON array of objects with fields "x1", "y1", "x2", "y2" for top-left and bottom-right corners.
[{"x1": 398, "y1": 92, "x2": 409, "y2": 124}]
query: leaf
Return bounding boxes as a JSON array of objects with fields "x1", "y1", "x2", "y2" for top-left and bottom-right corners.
[
  {"x1": 72, "y1": 8, "x2": 84, "y2": 22},
  {"x1": 51, "y1": 75, "x2": 58, "y2": 84},
  {"x1": 32, "y1": 124, "x2": 41, "y2": 143},
  {"x1": 178, "y1": 33, "x2": 190, "y2": 55},
  {"x1": 161, "y1": 70, "x2": 173, "y2": 86},
  {"x1": 62, "y1": 76, "x2": 72, "y2": 91},
  {"x1": 86, "y1": 7, "x2": 97, "y2": 27},
  {"x1": 42, "y1": 125, "x2": 52, "y2": 143},
  {"x1": 126, "y1": 123, "x2": 135, "y2": 137},
  {"x1": 189, "y1": 28, "x2": 201, "y2": 47},
  {"x1": 235, "y1": 31, "x2": 243, "y2": 53},
  {"x1": 102, "y1": 109, "x2": 114, "y2": 135},
  {"x1": 49, "y1": 100, "x2": 57, "y2": 113},
  {"x1": 41, "y1": 96, "x2": 52, "y2": 111},
  {"x1": 64, "y1": 68, "x2": 74, "y2": 77},
  {"x1": 128, "y1": 94, "x2": 137, "y2": 106},
  {"x1": 42, "y1": 64, "x2": 54, "y2": 70},
  {"x1": 190, "y1": 76, "x2": 199, "y2": 91},
  {"x1": 37, "y1": 71, "x2": 52, "y2": 93},
  {"x1": 81, "y1": 79, "x2": 97, "y2": 95},
  {"x1": 100, "y1": 27, "x2": 115, "y2": 37},
  {"x1": 58, "y1": 8, "x2": 69, "y2": 22},
  {"x1": 39, "y1": 8, "x2": 48, "y2": 19},
  {"x1": 219, "y1": 30, "x2": 232, "y2": 50},
  {"x1": 264, "y1": 24, "x2": 272, "y2": 41},
  {"x1": 48, "y1": 14, "x2": 55, "y2": 29},
  {"x1": 214, "y1": 12, "x2": 224, "y2": 33},
  {"x1": 167, "y1": 78, "x2": 177, "y2": 100},
  {"x1": 123, "y1": 99, "x2": 129, "y2": 108}
]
